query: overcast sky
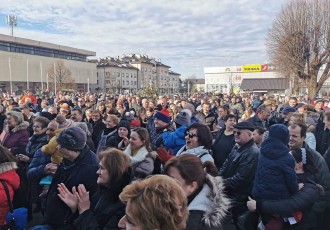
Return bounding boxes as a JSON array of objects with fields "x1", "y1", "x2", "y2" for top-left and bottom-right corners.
[{"x1": 0, "y1": 0, "x2": 286, "y2": 78}]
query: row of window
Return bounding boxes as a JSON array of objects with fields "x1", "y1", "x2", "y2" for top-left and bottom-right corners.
[
  {"x1": 141, "y1": 67, "x2": 169, "y2": 75},
  {"x1": 103, "y1": 72, "x2": 138, "y2": 78},
  {"x1": 0, "y1": 41, "x2": 87, "y2": 61},
  {"x1": 105, "y1": 80, "x2": 137, "y2": 86}
]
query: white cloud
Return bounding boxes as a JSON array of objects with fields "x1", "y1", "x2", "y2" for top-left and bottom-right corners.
[{"x1": 0, "y1": 0, "x2": 285, "y2": 78}]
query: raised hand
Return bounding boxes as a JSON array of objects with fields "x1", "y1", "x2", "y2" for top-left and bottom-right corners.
[
  {"x1": 156, "y1": 147, "x2": 174, "y2": 164},
  {"x1": 57, "y1": 183, "x2": 78, "y2": 213},
  {"x1": 76, "y1": 184, "x2": 91, "y2": 214}
]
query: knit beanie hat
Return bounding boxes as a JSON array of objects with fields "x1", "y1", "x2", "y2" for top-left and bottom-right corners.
[
  {"x1": 7, "y1": 111, "x2": 24, "y2": 124},
  {"x1": 130, "y1": 119, "x2": 141, "y2": 128},
  {"x1": 268, "y1": 124, "x2": 289, "y2": 145},
  {"x1": 174, "y1": 111, "x2": 191, "y2": 127},
  {"x1": 40, "y1": 111, "x2": 57, "y2": 121},
  {"x1": 57, "y1": 126, "x2": 87, "y2": 151},
  {"x1": 154, "y1": 109, "x2": 171, "y2": 123},
  {"x1": 118, "y1": 119, "x2": 131, "y2": 135}
]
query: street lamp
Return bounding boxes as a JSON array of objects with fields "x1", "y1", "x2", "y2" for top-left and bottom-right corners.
[{"x1": 6, "y1": 15, "x2": 17, "y2": 36}]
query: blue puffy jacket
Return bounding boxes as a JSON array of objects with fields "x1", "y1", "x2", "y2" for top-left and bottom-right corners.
[{"x1": 163, "y1": 125, "x2": 187, "y2": 154}]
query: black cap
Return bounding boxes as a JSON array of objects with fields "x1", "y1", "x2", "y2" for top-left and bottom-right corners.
[{"x1": 234, "y1": 121, "x2": 255, "y2": 131}]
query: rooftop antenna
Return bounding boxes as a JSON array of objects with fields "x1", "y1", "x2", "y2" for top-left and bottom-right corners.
[{"x1": 6, "y1": 15, "x2": 17, "y2": 36}]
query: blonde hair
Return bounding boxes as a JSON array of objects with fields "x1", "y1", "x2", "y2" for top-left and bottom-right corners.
[
  {"x1": 119, "y1": 175, "x2": 188, "y2": 230},
  {"x1": 105, "y1": 114, "x2": 119, "y2": 125}
]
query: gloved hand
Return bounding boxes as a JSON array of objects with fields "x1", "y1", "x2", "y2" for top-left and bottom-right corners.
[{"x1": 156, "y1": 147, "x2": 174, "y2": 164}]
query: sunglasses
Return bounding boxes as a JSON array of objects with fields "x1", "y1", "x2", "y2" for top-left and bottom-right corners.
[
  {"x1": 185, "y1": 131, "x2": 197, "y2": 138},
  {"x1": 233, "y1": 131, "x2": 242, "y2": 136}
]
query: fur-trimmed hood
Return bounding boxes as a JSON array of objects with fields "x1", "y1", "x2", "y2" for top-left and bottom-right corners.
[
  {"x1": 124, "y1": 145, "x2": 149, "y2": 165},
  {"x1": 189, "y1": 174, "x2": 231, "y2": 228},
  {"x1": 0, "y1": 162, "x2": 18, "y2": 174},
  {"x1": 11, "y1": 121, "x2": 29, "y2": 133}
]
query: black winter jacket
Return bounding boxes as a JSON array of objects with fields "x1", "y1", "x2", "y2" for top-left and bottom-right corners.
[
  {"x1": 257, "y1": 182, "x2": 320, "y2": 217},
  {"x1": 219, "y1": 139, "x2": 259, "y2": 206},
  {"x1": 74, "y1": 170, "x2": 132, "y2": 230},
  {"x1": 45, "y1": 146, "x2": 99, "y2": 229}
]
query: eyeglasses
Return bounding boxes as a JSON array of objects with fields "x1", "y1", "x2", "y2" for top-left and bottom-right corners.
[
  {"x1": 233, "y1": 131, "x2": 242, "y2": 136},
  {"x1": 185, "y1": 131, "x2": 197, "y2": 138}
]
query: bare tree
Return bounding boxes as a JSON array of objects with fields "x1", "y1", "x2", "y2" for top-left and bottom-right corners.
[
  {"x1": 46, "y1": 60, "x2": 75, "y2": 91},
  {"x1": 227, "y1": 73, "x2": 234, "y2": 95},
  {"x1": 267, "y1": 0, "x2": 330, "y2": 99}
]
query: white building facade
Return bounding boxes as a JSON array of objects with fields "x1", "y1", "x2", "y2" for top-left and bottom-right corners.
[{"x1": 204, "y1": 64, "x2": 289, "y2": 95}]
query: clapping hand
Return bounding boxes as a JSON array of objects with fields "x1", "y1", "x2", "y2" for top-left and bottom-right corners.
[
  {"x1": 57, "y1": 183, "x2": 78, "y2": 213},
  {"x1": 76, "y1": 184, "x2": 90, "y2": 214}
]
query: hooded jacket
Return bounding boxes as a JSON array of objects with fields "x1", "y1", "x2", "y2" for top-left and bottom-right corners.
[
  {"x1": 186, "y1": 174, "x2": 231, "y2": 230},
  {"x1": 253, "y1": 125, "x2": 298, "y2": 200},
  {"x1": 2, "y1": 121, "x2": 30, "y2": 155},
  {"x1": 0, "y1": 162, "x2": 20, "y2": 225}
]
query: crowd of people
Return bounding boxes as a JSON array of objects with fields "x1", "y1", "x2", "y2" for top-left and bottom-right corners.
[{"x1": 0, "y1": 90, "x2": 330, "y2": 230}]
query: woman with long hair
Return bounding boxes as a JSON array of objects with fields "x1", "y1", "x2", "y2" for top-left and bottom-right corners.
[
  {"x1": 119, "y1": 127, "x2": 155, "y2": 179},
  {"x1": 165, "y1": 154, "x2": 230, "y2": 230}
]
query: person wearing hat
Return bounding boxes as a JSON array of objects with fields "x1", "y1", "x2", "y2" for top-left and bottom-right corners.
[
  {"x1": 218, "y1": 121, "x2": 260, "y2": 229},
  {"x1": 105, "y1": 119, "x2": 131, "y2": 150},
  {"x1": 280, "y1": 106, "x2": 297, "y2": 126},
  {"x1": 162, "y1": 111, "x2": 191, "y2": 154},
  {"x1": 44, "y1": 126, "x2": 99, "y2": 229},
  {"x1": 252, "y1": 124, "x2": 299, "y2": 228},
  {"x1": 314, "y1": 99, "x2": 324, "y2": 113},
  {"x1": 149, "y1": 109, "x2": 175, "y2": 174},
  {"x1": 149, "y1": 109, "x2": 175, "y2": 151},
  {"x1": 41, "y1": 114, "x2": 75, "y2": 165}
]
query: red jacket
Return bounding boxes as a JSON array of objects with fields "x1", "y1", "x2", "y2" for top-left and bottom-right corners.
[{"x1": 0, "y1": 163, "x2": 20, "y2": 225}]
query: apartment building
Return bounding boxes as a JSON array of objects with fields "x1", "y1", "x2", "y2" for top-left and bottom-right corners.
[{"x1": 94, "y1": 54, "x2": 181, "y2": 94}]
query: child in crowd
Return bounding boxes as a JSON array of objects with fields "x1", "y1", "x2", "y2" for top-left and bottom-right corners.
[{"x1": 253, "y1": 124, "x2": 300, "y2": 228}]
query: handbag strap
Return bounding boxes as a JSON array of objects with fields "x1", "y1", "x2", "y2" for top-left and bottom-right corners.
[{"x1": 0, "y1": 179, "x2": 14, "y2": 213}]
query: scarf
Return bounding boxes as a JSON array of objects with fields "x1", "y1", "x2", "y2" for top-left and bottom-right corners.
[
  {"x1": 123, "y1": 144, "x2": 149, "y2": 165},
  {"x1": 177, "y1": 145, "x2": 208, "y2": 157}
]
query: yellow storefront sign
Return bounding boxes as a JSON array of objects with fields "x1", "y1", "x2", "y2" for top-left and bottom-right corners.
[{"x1": 242, "y1": 64, "x2": 261, "y2": 72}]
